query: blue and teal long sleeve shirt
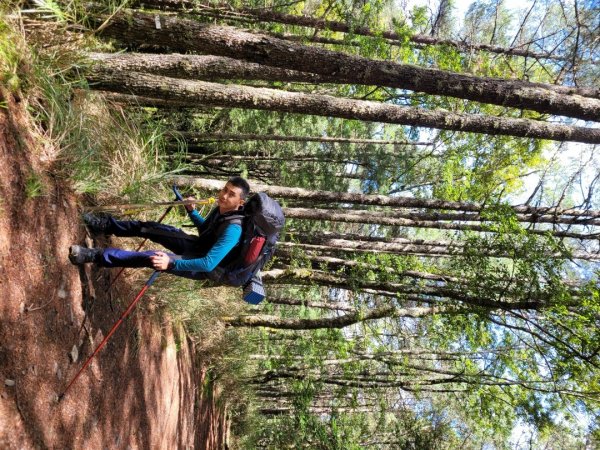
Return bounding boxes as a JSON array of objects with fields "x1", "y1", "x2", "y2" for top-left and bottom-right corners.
[{"x1": 171, "y1": 209, "x2": 242, "y2": 272}]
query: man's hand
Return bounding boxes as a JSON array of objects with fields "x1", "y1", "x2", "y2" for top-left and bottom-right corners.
[
  {"x1": 185, "y1": 196, "x2": 196, "y2": 212},
  {"x1": 150, "y1": 252, "x2": 172, "y2": 271}
]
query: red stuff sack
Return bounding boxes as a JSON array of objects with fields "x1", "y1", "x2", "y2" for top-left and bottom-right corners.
[{"x1": 244, "y1": 236, "x2": 266, "y2": 265}]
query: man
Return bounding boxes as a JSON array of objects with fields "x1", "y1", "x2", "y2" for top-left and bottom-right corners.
[{"x1": 69, "y1": 177, "x2": 250, "y2": 279}]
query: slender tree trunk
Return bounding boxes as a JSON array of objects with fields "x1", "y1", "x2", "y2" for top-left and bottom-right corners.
[
  {"x1": 278, "y1": 241, "x2": 452, "y2": 260},
  {"x1": 171, "y1": 177, "x2": 600, "y2": 219},
  {"x1": 195, "y1": 155, "x2": 360, "y2": 165},
  {"x1": 99, "y1": 10, "x2": 600, "y2": 121},
  {"x1": 289, "y1": 206, "x2": 600, "y2": 227},
  {"x1": 261, "y1": 268, "x2": 544, "y2": 309},
  {"x1": 267, "y1": 297, "x2": 356, "y2": 312},
  {"x1": 278, "y1": 240, "x2": 600, "y2": 261},
  {"x1": 174, "y1": 132, "x2": 431, "y2": 146},
  {"x1": 258, "y1": 406, "x2": 374, "y2": 415},
  {"x1": 222, "y1": 306, "x2": 441, "y2": 329},
  {"x1": 274, "y1": 250, "x2": 462, "y2": 282},
  {"x1": 134, "y1": 0, "x2": 599, "y2": 72},
  {"x1": 89, "y1": 70, "x2": 600, "y2": 144},
  {"x1": 281, "y1": 207, "x2": 600, "y2": 241}
]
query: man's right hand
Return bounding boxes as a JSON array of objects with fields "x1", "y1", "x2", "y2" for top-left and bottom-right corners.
[{"x1": 185, "y1": 196, "x2": 196, "y2": 212}]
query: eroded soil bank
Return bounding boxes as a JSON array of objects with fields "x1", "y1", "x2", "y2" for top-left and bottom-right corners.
[{"x1": 0, "y1": 88, "x2": 225, "y2": 449}]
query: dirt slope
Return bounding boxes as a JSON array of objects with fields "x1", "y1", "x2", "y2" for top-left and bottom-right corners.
[{"x1": 0, "y1": 88, "x2": 223, "y2": 448}]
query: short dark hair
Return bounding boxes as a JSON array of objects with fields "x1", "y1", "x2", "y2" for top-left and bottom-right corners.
[{"x1": 227, "y1": 176, "x2": 250, "y2": 199}]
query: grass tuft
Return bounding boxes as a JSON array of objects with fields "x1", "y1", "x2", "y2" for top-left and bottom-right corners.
[{"x1": 25, "y1": 171, "x2": 45, "y2": 198}]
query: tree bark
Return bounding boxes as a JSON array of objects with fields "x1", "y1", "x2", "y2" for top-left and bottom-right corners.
[
  {"x1": 88, "y1": 70, "x2": 600, "y2": 144},
  {"x1": 281, "y1": 207, "x2": 600, "y2": 241},
  {"x1": 134, "y1": 0, "x2": 598, "y2": 71},
  {"x1": 274, "y1": 250, "x2": 462, "y2": 282},
  {"x1": 170, "y1": 178, "x2": 600, "y2": 219},
  {"x1": 99, "y1": 10, "x2": 600, "y2": 121},
  {"x1": 261, "y1": 268, "x2": 545, "y2": 309},
  {"x1": 174, "y1": 131, "x2": 432, "y2": 146},
  {"x1": 278, "y1": 239, "x2": 600, "y2": 261},
  {"x1": 98, "y1": 90, "x2": 212, "y2": 109},
  {"x1": 222, "y1": 305, "x2": 441, "y2": 329},
  {"x1": 267, "y1": 297, "x2": 356, "y2": 312},
  {"x1": 89, "y1": 52, "x2": 334, "y2": 83}
]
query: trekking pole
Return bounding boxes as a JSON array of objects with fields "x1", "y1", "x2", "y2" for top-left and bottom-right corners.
[
  {"x1": 59, "y1": 271, "x2": 160, "y2": 402},
  {"x1": 106, "y1": 186, "x2": 216, "y2": 289}
]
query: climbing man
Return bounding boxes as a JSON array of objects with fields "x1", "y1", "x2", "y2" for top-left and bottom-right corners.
[{"x1": 69, "y1": 176, "x2": 250, "y2": 280}]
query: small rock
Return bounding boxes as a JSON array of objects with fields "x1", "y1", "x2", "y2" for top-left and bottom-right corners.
[
  {"x1": 19, "y1": 302, "x2": 25, "y2": 314},
  {"x1": 70, "y1": 345, "x2": 78, "y2": 363},
  {"x1": 56, "y1": 368, "x2": 62, "y2": 380},
  {"x1": 57, "y1": 288, "x2": 67, "y2": 299},
  {"x1": 4, "y1": 379, "x2": 15, "y2": 387}
]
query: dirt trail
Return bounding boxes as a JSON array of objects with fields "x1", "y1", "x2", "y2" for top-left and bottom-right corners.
[{"x1": 0, "y1": 88, "x2": 225, "y2": 448}]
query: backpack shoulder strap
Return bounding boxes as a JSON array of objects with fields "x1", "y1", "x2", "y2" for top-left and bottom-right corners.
[{"x1": 215, "y1": 212, "x2": 244, "y2": 237}]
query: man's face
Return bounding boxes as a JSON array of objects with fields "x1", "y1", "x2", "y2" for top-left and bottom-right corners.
[{"x1": 218, "y1": 182, "x2": 245, "y2": 213}]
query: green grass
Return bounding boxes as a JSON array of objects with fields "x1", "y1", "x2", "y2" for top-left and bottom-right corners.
[
  {"x1": 25, "y1": 172, "x2": 45, "y2": 198},
  {"x1": 1, "y1": 4, "x2": 187, "y2": 205}
]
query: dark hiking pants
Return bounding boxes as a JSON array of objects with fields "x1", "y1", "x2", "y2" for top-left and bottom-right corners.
[{"x1": 99, "y1": 218, "x2": 218, "y2": 281}]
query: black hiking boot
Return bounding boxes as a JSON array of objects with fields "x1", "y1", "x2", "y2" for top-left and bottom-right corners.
[
  {"x1": 69, "y1": 245, "x2": 103, "y2": 265},
  {"x1": 83, "y1": 213, "x2": 111, "y2": 235}
]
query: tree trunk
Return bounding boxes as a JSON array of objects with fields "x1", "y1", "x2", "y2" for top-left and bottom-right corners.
[
  {"x1": 134, "y1": 0, "x2": 599, "y2": 72},
  {"x1": 170, "y1": 178, "x2": 600, "y2": 219},
  {"x1": 89, "y1": 70, "x2": 600, "y2": 144},
  {"x1": 99, "y1": 10, "x2": 600, "y2": 121},
  {"x1": 267, "y1": 297, "x2": 356, "y2": 312},
  {"x1": 274, "y1": 250, "x2": 462, "y2": 282},
  {"x1": 98, "y1": 90, "x2": 213, "y2": 109},
  {"x1": 281, "y1": 207, "x2": 600, "y2": 241},
  {"x1": 278, "y1": 239, "x2": 600, "y2": 261},
  {"x1": 261, "y1": 269, "x2": 545, "y2": 309},
  {"x1": 89, "y1": 52, "x2": 334, "y2": 83},
  {"x1": 222, "y1": 306, "x2": 441, "y2": 329},
  {"x1": 289, "y1": 206, "x2": 600, "y2": 227},
  {"x1": 174, "y1": 132, "x2": 431, "y2": 146}
]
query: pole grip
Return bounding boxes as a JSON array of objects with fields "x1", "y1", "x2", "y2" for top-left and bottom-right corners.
[{"x1": 172, "y1": 185, "x2": 184, "y2": 201}]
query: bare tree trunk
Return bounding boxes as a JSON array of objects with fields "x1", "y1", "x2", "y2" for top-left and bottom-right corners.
[
  {"x1": 274, "y1": 249, "x2": 462, "y2": 282},
  {"x1": 89, "y1": 52, "x2": 334, "y2": 83},
  {"x1": 278, "y1": 239, "x2": 600, "y2": 261},
  {"x1": 222, "y1": 305, "x2": 441, "y2": 329},
  {"x1": 89, "y1": 70, "x2": 600, "y2": 144},
  {"x1": 267, "y1": 297, "x2": 356, "y2": 312},
  {"x1": 174, "y1": 132, "x2": 431, "y2": 146},
  {"x1": 171, "y1": 178, "x2": 600, "y2": 219},
  {"x1": 261, "y1": 268, "x2": 544, "y2": 309},
  {"x1": 99, "y1": 10, "x2": 600, "y2": 120},
  {"x1": 98, "y1": 90, "x2": 212, "y2": 109},
  {"x1": 281, "y1": 207, "x2": 600, "y2": 241}
]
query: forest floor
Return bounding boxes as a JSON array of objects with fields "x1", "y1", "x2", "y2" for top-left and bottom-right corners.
[{"x1": 0, "y1": 87, "x2": 227, "y2": 448}]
